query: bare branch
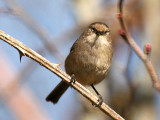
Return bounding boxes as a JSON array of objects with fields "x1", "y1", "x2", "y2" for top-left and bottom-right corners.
[
  {"x1": 117, "y1": 0, "x2": 160, "y2": 92},
  {"x1": 3, "y1": 0, "x2": 64, "y2": 61},
  {"x1": 0, "y1": 30, "x2": 125, "y2": 120}
]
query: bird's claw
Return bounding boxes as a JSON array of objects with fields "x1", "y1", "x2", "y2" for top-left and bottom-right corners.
[
  {"x1": 69, "y1": 74, "x2": 76, "y2": 88},
  {"x1": 92, "y1": 94, "x2": 103, "y2": 107}
]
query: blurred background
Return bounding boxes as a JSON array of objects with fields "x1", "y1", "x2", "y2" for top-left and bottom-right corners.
[{"x1": 0, "y1": 0, "x2": 160, "y2": 120}]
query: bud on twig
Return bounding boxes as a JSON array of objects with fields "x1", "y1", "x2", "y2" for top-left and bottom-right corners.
[
  {"x1": 117, "y1": 13, "x2": 123, "y2": 18},
  {"x1": 144, "y1": 43, "x2": 152, "y2": 57},
  {"x1": 119, "y1": 29, "x2": 125, "y2": 36}
]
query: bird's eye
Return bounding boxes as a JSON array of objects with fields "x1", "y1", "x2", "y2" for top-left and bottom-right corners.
[
  {"x1": 90, "y1": 27, "x2": 109, "y2": 35},
  {"x1": 91, "y1": 27, "x2": 96, "y2": 32}
]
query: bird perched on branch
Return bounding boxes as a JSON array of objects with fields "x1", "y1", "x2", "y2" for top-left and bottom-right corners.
[{"x1": 46, "y1": 22, "x2": 113, "y2": 106}]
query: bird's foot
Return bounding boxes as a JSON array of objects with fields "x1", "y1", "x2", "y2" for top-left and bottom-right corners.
[
  {"x1": 92, "y1": 94, "x2": 103, "y2": 107},
  {"x1": 96, "y1": 94, "x2": 103, "y2": 106},
  {"x1": 69, "y1": 74, "x2": 76, "y2": 87}
]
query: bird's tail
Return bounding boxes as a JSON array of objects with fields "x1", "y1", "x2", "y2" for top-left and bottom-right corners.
[{"x1": 46, "y1": 80, "x2": 69, "y2": 104}]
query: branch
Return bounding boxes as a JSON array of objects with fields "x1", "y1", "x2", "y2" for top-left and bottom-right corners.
[
  {"x1": 3, "y1": 0, "x2": 64, "y2": 61},
  {"x1": 0, "y1": 30, "x2": 125, "y2": 120},
  {"x1": 117, "y1": 0, "x2": 160, "y2": 92}
]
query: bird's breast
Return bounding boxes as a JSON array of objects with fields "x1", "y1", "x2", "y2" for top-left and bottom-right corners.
[{"x1": 65, "y1": 34, "x2": 112, "y2": 85}]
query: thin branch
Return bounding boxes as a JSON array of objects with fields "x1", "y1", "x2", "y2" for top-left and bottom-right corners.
[
  {"x1": 3, "y1": 0, "x2": 64, "y2": 61},
  {"x1": 117, "y1": 0, "x2": 160, "y2": 92},
  {"x1": 0, "y1": 7, "x2": 11, "y2": 14},
  {"x1": 123, "y1": 50, "x2": 135, "y2": 118},
  {"x1": 0, "y1": 30, "x2": 125, "y2": 120}
]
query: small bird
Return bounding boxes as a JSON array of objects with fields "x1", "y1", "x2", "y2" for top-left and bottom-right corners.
[{"x1": 46, "y1": 22, "x2": 113, "y2": 105}]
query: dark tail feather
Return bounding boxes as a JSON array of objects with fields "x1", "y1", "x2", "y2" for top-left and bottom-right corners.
[{"x1": 46, "y1": 81, "x2": 69, "y2": 104}]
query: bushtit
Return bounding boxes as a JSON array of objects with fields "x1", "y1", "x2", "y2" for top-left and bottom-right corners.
[{"x1": 46, "y1": 22, "x2": 113, "y2": 105}]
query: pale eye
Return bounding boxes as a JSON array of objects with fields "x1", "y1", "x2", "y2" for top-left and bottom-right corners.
[
  {"x1": 91, "y1": 28, "x2": 94, "y2": 32},
  {"x1": 91, "y1": 27, "x2": 96, "y2": 32}
]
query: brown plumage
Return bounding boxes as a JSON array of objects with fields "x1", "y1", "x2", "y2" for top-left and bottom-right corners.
[{"x1": 46, "y1": 22, "x2": 113, "y2": 104}]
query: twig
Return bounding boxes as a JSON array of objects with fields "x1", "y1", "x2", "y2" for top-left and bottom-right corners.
[
  {"x1": 0, "y1": 30, "x2": 125, "y2": 120},
  {"x1": 117, "y1": 0, "x2": 160, "y2": 92},
  {"x1": 3, "y1": 0, "x2": 64, "y2": 61},
  {"x1": 123, "y1": 49, "x2": 135, "y2": 118}
]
